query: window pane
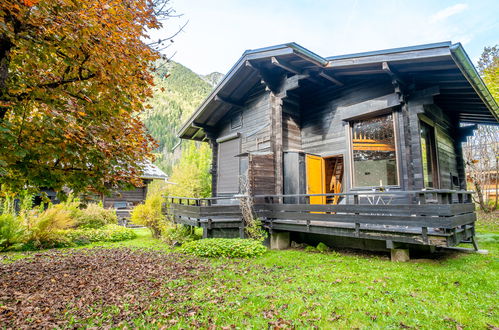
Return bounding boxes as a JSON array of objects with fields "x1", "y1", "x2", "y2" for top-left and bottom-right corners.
[
  {"x1": 352, "y1": 114, "x2": 398, "y2": 187},
  {"x1": 420, "y1": 121, "x2": 436, "y2": 188}
]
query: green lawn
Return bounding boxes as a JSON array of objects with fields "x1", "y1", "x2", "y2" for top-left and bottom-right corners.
[{"x1": 1, "y1": 217, "x2": 498, "y2": 328}]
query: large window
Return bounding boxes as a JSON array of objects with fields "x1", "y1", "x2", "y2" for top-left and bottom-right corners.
[{"x1": 351, "y1": 113, "x2": 398, "y2": 187}]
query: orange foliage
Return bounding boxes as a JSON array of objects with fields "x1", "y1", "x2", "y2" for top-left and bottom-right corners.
[{"x1": 0, "y1": 0, "x2": 164, "y2": 194}]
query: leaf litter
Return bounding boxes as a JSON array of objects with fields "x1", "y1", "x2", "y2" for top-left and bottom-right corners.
[{"x1": 0, "y1": 247, "x2": 208, "y2": 328}]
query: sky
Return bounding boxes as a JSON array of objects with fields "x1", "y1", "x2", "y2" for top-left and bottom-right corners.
[{"x1": 151, "y1": 0, "x2": 499, "y2": 75}]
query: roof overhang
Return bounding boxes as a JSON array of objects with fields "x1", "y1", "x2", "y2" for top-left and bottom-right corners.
[{"x1": 178, "y1": 41, "x2": 498, "y2": 141}]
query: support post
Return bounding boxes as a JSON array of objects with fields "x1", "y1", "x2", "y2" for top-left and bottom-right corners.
[
  {"x1": 206, "y1": 131, "x2": 218, "y2": 198},
  {"x1": 390, "y1": 249, "x2": 410, "y2": 262},
  {"x1": 270, "y1": 231, "x2": 290, "y2": 250}
]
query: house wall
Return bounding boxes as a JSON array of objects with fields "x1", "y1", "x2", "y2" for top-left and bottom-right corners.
[
  {"x1": 299, "y1": 81, "x2": 396, "y2": 193},
  {"x1": 210, "y1": 78, "x2": 467, "y2": 199},
  {"x1": 282, "y1": 101, "x2": 301, "y2": 151},
  {"x1": 103, "y1": 186, "x2": 147, "y2": 209},
  {"x1": 216, "y1": 91, "x2": 271, "y2": 153},
  {"x1": 213, "y1": 90, "x2": 273, "y2": 196},
  {"x1": 421, "y1": 104, "x2": 459, "y2": 189}
]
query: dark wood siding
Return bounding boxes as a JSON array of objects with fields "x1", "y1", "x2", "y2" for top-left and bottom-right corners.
[
  {"x1": 300, "y1": 82, "x2": 394, "y2": 156},
  {"x1": 300, "y1": 81, "x2": 395, "y2": 192},
  {"x1": 282, "y1": 101, "x2": 301, "y2": 151},
  {"x1": 422, "y1": 104, "x2": 459, "y2": 189},
  {"x1": 103, "y1": 186, "x2": 147, "y2": 208},
  {"x1": 213, "y1": 91, "x2": 272, "y2": 196},
  {"x1": 216, "y1": 92, "x2": 271, "y2": 153},
  {"x1": 249, "y1": 153, "x2": 275, "y2": 196}
]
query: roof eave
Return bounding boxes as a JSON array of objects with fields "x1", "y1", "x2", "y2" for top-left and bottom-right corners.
[
  {"x1": 177, "y1": 43, "x2": 327, "y2": 139},
  {"x1": 449, "y1": 43, "x2": 499, "y2": 123}
]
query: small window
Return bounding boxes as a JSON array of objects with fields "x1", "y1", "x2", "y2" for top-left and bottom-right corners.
[
  {"x1": 231, "y1": 112, "x2": 242, "y2": 129},
  {"x1": 351, "y1": 113, "x2": 398, "y2": 187}
]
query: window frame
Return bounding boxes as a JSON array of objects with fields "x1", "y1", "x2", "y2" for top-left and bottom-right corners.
[
  {"x1": 418, "y1": 116, "x2": 440, "y2": 189},
  {"x1": 348, "y1": 111, "x2": 401, "y2": 189}
]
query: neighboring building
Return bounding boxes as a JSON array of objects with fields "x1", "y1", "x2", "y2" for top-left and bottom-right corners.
[
  {"x1": 168, "y1": 42, "x2": 498, "y2": 255},
  {"x1": 102, "y1": 162, "x2": 168, "y2": 220}
]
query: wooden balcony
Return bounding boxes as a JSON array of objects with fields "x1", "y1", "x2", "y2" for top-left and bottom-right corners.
[{"x1": 163, "y1": 190, "x2": 477, "y2": 248}]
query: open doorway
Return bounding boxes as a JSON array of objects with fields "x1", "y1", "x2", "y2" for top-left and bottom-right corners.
[
  {"x1": 306, "y1": 154, "x2": 344, "y2": 205},
  {"x1": 325, "y1": 156, "x2": 344, "y2": 204}
]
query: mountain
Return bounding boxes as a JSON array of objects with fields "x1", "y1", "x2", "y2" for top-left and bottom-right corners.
[
  {"x1": 142, "y1": 60, "x2": 223, "y2": 174},
  {"x1": 201, "y1": 72, "x2": 224, "y2": 87}
]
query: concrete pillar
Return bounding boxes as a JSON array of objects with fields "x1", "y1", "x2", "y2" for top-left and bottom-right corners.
[
  {"x1": 270, "y1": 232, "x2": 290, "y2": 250},
  {"x1": 390, "y1": 248, "x2": 410, "y2": 262}
]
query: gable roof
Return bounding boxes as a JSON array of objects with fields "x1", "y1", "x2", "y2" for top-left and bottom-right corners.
[
  {"x1": 140, "y1": 162, "x2": 168, "y2": 180},
  {"x1": 178, "y1": 42, "x2": 498, "y2": 141}
]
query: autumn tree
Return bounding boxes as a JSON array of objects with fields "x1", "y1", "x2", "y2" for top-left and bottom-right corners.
[{"x1": 0, "y1": 0, "x2": 177, "y2": 196}]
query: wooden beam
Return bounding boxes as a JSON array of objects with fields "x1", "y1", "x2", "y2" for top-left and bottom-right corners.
[
  {"x1": 191, "y1": 127, "x2": 204, "y2": 140},
  {"x1": 410, "y1": 86, "x2": 440, "y2": 99},
  {"x1": 383, "y1": 61, "x2": 408, "y2": 102},
  {"x1": 214, "y1": 95, "x2": 244, "y2": 109},
  {"x1": 382, "y1": 61, "x2": 399, "y2": 78},
  {"x1": 318, "y1": 71, "x2": 344, "y2": 86},
  {"x1": 271, "y1": 56, "x2": 301, "y2": 74},
  {"x1": 245, "y1": 60, "x2": 256, "y2": 70},
  {"x1": 246, "y1": 60, "x2": 282, "y2": 93}
]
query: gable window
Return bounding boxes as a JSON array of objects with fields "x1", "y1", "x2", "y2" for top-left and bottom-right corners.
[
  {"x1": 351, "y1": 113, "x2": 398, "y2": 187},
  {"x1": 231, "y1": 112, "x2": 242, "y2": 129}
]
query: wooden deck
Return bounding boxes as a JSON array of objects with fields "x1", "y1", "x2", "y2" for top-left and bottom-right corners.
[{"x1": 164, "y1": 190, "x2": 476, "y2": 248}]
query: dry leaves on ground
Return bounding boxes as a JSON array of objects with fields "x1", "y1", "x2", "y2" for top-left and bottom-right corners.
[{"x1": 0, "y1": 248, "x2": 208, "y2": 328}]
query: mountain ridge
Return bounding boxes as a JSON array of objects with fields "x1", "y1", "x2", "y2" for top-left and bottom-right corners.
[{"x1": 142, "y1": 60, "x2": 223, "y2": 174}]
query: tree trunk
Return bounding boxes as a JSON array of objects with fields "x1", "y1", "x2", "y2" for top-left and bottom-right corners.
[
  {"x1": 474, "y1": 180, "x2": 489, "y2": 212},
  {"x1": 0, "y1": 35, "x2": 13, "y2": 122},
  {"x1": 495, "y1": 157, "x2": 498, "y2": 210}
]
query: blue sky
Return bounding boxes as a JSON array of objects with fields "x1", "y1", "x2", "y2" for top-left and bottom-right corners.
[{"x1": 153, "y1": 0, "x2": 499, "y2": 75}]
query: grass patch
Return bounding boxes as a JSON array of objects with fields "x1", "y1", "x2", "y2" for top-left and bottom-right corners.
[{"x1": 1, "y1": 218, "x2": 498, "y2": 328}]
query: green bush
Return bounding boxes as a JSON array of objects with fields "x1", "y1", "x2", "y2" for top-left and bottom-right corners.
[
  {"x1": 76, "y1": 203, "x2": 118, "y2": 229},
  {"x1": 304, "y1": 245, "x2": 318, "y2": 252},
  {"x1": 24, "y1": 204, "x2": 76, "y2": 249},
  {"x1": 316, "y1": 242, "x2": 330, "y2": 253},
  {"x1": 65, "y1": 224, "x2": 137, "y2": 245},
  {"x1": 0, "y1": 214, "x2": 26, "y2": 251},
  {"x1": 162, "y1": 224, "x2": 202, "y2": 245},
  {"x1": 180, "y1": 238, "x2": 267, "y2": 258},
  {"x1": 130, "y1": 193, "x2": 164, "y2": 238}
]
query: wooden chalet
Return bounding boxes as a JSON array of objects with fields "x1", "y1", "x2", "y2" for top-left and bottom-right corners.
[
  {"x1": 101, "y1": 162, "x2": 168, "y2": 221},
  {"x1": 166, "y1": 42, "x2": 498, "y2": 256}
]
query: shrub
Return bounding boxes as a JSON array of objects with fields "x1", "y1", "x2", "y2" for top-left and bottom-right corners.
[
  {"x1": 65, "y1": 224, "x2": 137, "y2": 245},
  {"x1": 162, "y1": 224, "x2": 202, "y2": 245},
  {"x1": 76, "y1": 203, "x2": 118, "y2": 229},
  {"x1": 316, "y1": 242, "x2": 330, "y2": 253},
  {"x1": 24, "y1": 205, "x2": 75, "y2": 249},
  {"x1": 130, "y1": 193, "x2": 164, "y2": 238},
  {"x1": 180, "y1": 238, "x2": 267, "y2": 258},
  {"x1": 0, "y1": 214, "x2": 26, "y2": 251},
  {"x1": 304, "y1": 245, "x2": 318, "y2": 252}
]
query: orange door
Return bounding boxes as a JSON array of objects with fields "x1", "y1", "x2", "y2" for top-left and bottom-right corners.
[{"x1": 306, "y1": 154, "x2": 325, "y2": 204}]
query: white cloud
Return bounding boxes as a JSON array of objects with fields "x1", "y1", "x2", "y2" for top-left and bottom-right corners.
[{"x1": 430, "y1": 3, "x2": 468, "y2": 23}]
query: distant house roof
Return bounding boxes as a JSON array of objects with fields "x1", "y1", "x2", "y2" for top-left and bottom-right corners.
[
  {"x1": 178, "y1": 41, "x2": 499, "y2": 141},
  {"x1": 140, "y1": 162, "x2": 168, "y2": 180}
]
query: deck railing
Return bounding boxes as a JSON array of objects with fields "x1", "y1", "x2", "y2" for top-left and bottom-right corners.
[{"x1": 163, "y1": 190, "x2": 476, "y2": 247}]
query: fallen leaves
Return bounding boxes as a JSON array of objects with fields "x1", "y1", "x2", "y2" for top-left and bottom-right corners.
[{"x1": 0, "y1": 248, "x2": 208, "y2": 328}]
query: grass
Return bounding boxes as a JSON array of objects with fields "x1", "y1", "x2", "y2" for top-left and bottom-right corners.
[{"x1": 1, "y1": 218, "x2": 498, "y2": 328}]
